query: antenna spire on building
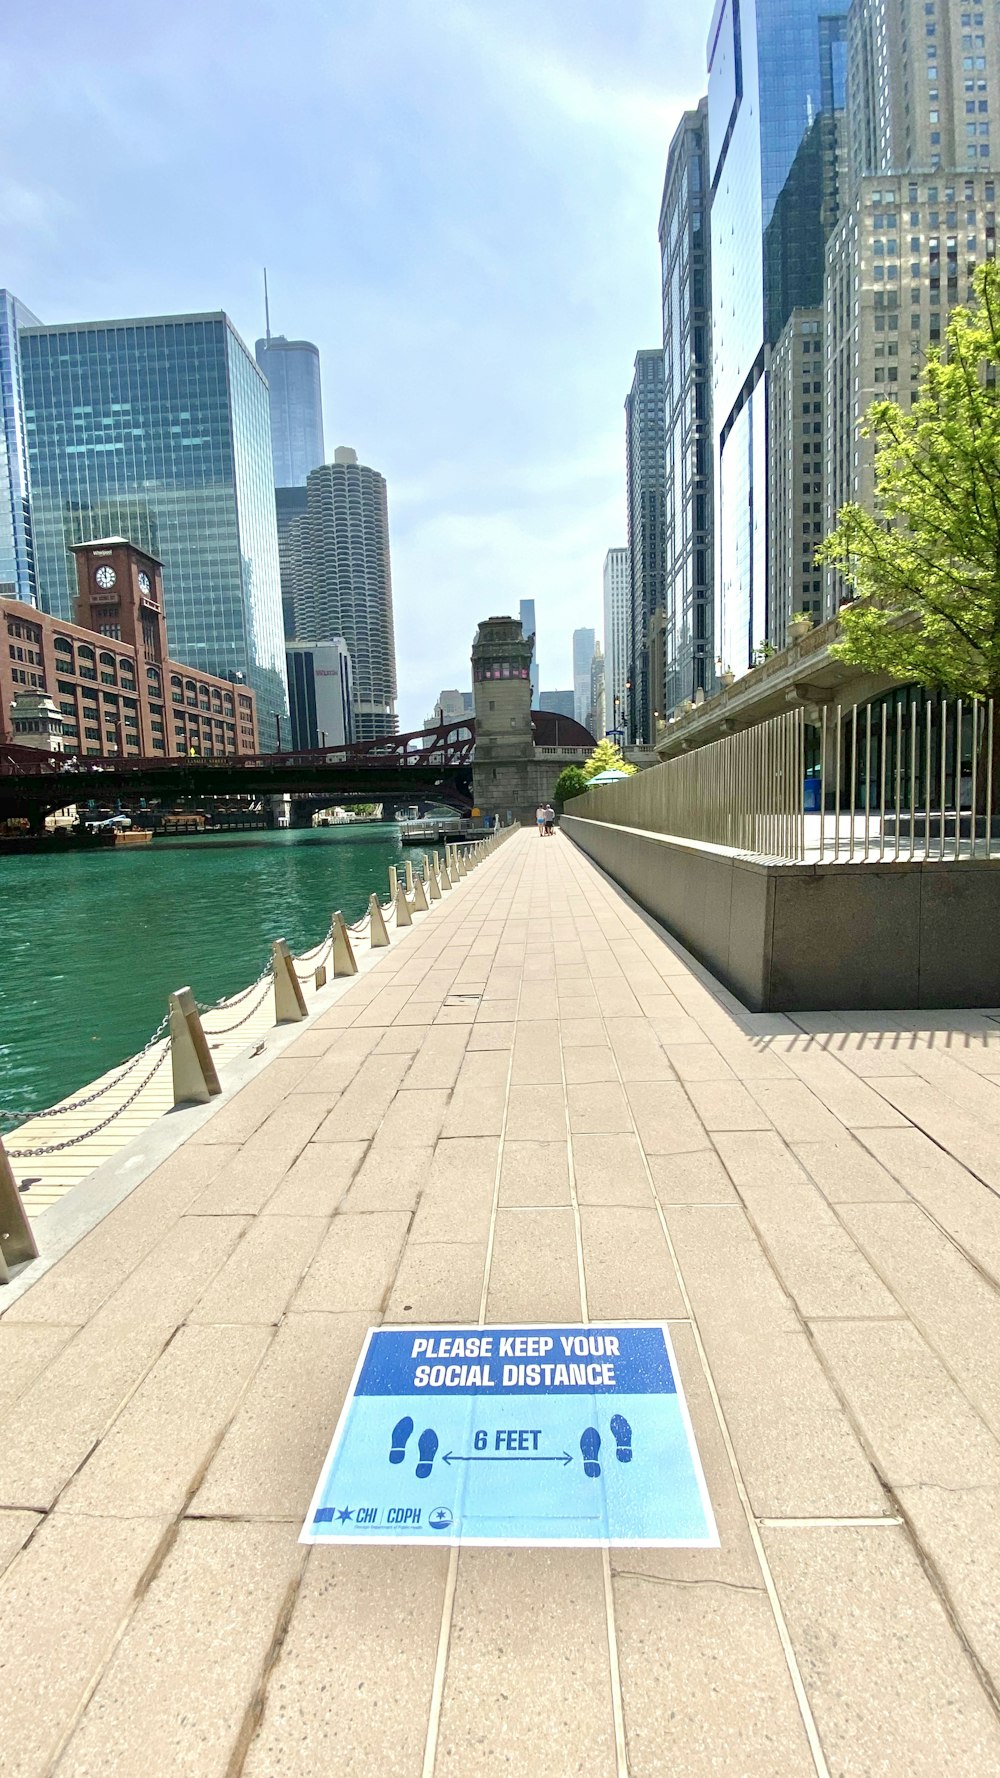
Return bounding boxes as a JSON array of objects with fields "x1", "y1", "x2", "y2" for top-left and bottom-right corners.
[{"x1": 263, "y1": 267, "x2": 271, "y2": 343}]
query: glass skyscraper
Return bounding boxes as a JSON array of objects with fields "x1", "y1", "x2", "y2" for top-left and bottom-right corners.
[
  {"x1": 0, "y1": 289, "x2": 41, "y2": 604},
  {"x1": 20, "y1": 312, "x2": 288, "y2": 747},
  {"x1": 519, "y1": 599, "x2": 539, "y2": 705},
  {"x1": 707, "y1": 0, "x2": 848, "y2": 676},
  {"x1": 254, "y1": 334, "x2": 325, "y2": 488}
]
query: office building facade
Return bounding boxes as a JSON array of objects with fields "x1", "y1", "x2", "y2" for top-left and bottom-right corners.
[
  {"x1": 625, "y1": 350, "x2": 666, "y2": 740},
  {"x1": 707, "y1": 0, "x2": 848, "y2": 677},
  {"x1": 285, "y1": 639, "x2": 353, "y2": 751},
  {"x1": 602, "y1": 547, "x2": 630, "y2": 737},
  {"x1": 519, "y1": 598, "x2": 539, "y2": 705},
  {"x1": 20, "y1": 312, "x2": 288, "y2": 749},
  {"x1": 281, "y1": 447, "x2": 397, "y2": 739},
  {"x1": 660, "y1": 102, "x2": 714, "y2": 712},
  {"x1": 0, "y1": 290, "x2": 41, "y2": 605},
  {"x1": 588, "y1": 640, "x2": 606, "y2": 739},
  {"x1": 767, "y1": 308, "x2": 826, "y2": 640},
  {"x1": 425, "y1": 688, "x2": 474, "y2": 729},
  {"x1": 572, "y1": 626, "x2": 596, "y2": 730},
  {"x1": 539, "y1": 689, "x2": 574, "y2": 720},
  {"x1": 254, "y1": 333, "x2": 325, "y2": 489}
]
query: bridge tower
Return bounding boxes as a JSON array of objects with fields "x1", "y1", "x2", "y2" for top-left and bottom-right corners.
[{"x1": 471, "y1": 616, "x2": 535, "y2": 822}]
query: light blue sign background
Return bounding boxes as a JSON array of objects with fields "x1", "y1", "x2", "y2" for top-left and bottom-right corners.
[{"x1": 301, "y1": 1323, "x2": 718, "y2": 1548}]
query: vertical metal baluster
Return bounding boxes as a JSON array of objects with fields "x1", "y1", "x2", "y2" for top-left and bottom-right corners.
[
  {"x1": 879, "y1": 703, "x2": 888, "y2": 863},
  {"x1": 909, "y1": 699, "x2": 917, "y2": 860},
  {"x1": 864, "y1": 704, "x2": 873, "y2": 861},
  {"x1": 988, "y1": 699, "x2": 995, "y2": 861},
  {"x1": 819, "y1": 706, "x2": 828, "y2": 862},
  {"x1": 940, "y1": 696, "x2": 949, "y2": 863},
  {"x1": 924, "y1": 702, "x2": 932, "y2": 860},
  {"x1": 849, "y1": 706, "x2": 858, "y2": 862},
  {"x1": 829, "y1": 700, "x2": 836, "y2": 860},
  {"x1": 953, "y1": 699, "x2": 962, "y2": 862},
  {"x1": 970, "y1": 700, "x2": 979, "y2": 861},
  {"x1": 893, "y1": 700, "x2": 902, "y2": 866}
]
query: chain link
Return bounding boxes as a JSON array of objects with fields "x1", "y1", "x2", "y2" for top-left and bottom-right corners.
[
  {"x1": 0, "y1": 1013, "x2": 170, "y2": 1133},
  {"x1": 200, "y1": 976, "x2": 275, "y2": 1036},
  {"x1": 7, "y1": 1045, "x2": 170, "y2": 1158}
]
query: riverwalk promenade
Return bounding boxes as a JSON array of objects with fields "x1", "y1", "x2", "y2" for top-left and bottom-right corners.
[{"x1": 4, "y1": 826, "x2": 1000, "y2": 1775}]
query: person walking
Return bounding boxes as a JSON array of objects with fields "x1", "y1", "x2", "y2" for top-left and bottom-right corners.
[
  {"x1": 535, "y1": 804, "x2": 546, "y2": 838},
  {"x1": 543, "y1": 802, "x2": 556, "y2": 836}
]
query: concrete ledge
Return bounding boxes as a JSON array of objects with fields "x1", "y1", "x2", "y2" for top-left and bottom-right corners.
[{"x1": 563, "y1": 813, "x2": 1000, "y2": 1012}]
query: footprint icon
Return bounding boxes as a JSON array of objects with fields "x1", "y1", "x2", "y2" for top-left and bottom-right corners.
[
  {"x1": 611, "y1": 1414, "x2": 633, "y2": 1463},
  {"x1": 416, "y1": 1428, "x2": 439, "y2": 1479},
  {"x1": 389, "y1": 1416, "x2": 414, "y2": 1465},
  {"x1": 580, "y1": 1427, "x2": 602, "y2": 1479}
]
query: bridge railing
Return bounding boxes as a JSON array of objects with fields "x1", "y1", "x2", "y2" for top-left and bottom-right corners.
[{"x1": 0, "y1": 719, "x2": 476, "y2": 779}]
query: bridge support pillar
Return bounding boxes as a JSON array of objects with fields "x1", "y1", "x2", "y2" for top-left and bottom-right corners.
[
  {"x1": 272, "y1": 939, "x2": 308, "y2": 1023},
  {"x1": 0, "y1": 1133, "x2": 39, "y2": 1283},
  {"x1": 169, "y1": 985, "x2": 222, "y2": 1107},
  {"x1": 332, "y1": 911, "x2": 358, "y2": 976}
]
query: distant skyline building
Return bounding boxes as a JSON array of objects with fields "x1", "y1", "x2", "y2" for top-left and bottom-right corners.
[
  {"x1": 572, "y1": 626, "x2": 596, "y2": 729},
  {"x1": 20, "y1": 310, "x2": 288, "y2": 748},
  {"x1": 254, "y1": 330, "x2": 325, "y2": 489},
  {"x1": 285, "y1": 638, "x2": 353, "y2": 751},
  {"x1": 539, "y1": 689, "x2": 574, "y2": 720},
  {"x1": 625, "y1": 349, "x2": 666, "y2": 742},
  {"x1": 659, "y1": 100, "x2": 713, "y2": 712},
  {"x1": 707, "y1": 0, "x2": 849, "y2": 676},
  {"x1": 0, "y1": 289, "x2": 41, "y2": 605},
  {"x1": 281, "y1": 446, "x2": 398, "y2": 739},
  {"x1": 588, "y1": 639, "x2": 606, "y2": 739},
  {"x1": 519, "y1": 598, "x2": 539, "y2": 705},
  {"x1": 425, "y1": 688, "x2": 474, "y2": 729},
  {"x1": 602, "y1": 547, "x2": 630, "y2": 738}
]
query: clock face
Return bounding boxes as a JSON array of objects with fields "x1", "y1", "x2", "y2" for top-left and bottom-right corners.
[
  {"x1": 138, "y1": 571, "x2": 151, "y2": 593},
  {"x1": 95, "y1": 566, "x2": 117, "y2": 590}
]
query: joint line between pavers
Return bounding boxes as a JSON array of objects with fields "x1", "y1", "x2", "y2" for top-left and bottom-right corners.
[
  {"x1": 556, "y1": 844, "x2": 631, "y2": 1778},
  {"x1": 561, "y1": 839, "x2": 835, "y2": 1778},
  {"x1": 756, "y1": 1516, "x2": 904, "y2": 1528}
]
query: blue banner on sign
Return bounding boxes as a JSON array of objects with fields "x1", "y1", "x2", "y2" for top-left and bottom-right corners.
[{"x1": 301, "y1": 1322, "x2": 718, "y2": 1549}]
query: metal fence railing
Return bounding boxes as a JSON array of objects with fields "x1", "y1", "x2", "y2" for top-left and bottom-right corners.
[{"x1": 570, "y1": 694, "x2": 1000, "y2": 867}]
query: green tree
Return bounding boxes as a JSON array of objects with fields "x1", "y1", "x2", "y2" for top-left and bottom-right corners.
[
  {"x1": 553, "y1": 765, "x2": 589, "y2": 803},
  {"x1": 582, "y1": 737, "x2": 637, "y2": 780},
  {"x1": 818, "y1": 260, "x2": 1000, "y2": 697}
]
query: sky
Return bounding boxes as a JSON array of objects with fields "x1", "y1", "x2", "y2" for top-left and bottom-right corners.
[{"x1": 1, "y1": 0, "x2": 708, "y2": 730}]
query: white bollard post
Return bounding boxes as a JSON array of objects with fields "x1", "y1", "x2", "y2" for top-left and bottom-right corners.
[
  {"x1": 273, "y1": 940, "x2": 308, "y2": 1023},
  {"x1": 388, "y1": 865, "x2": 398, "y2": 902},
  {"x1": 332, "y1": 910, "x2": 358, "y2": 976},
  {"x1": 369, "y1": 892, "x2": 391, "y2": 947},
  {"x1": 0, "y1": 1132, "x2": 39, "y2": 1283},
  {"x1": 395, "y1": 883, "x2": 413, "y2": 926},
  {"x1": 169, "y1": 985, "x2": 222, "y2": 1106}
]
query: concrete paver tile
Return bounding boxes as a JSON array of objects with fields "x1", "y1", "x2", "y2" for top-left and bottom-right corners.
[
  {"x1": 465, "y1": 1020, "x2": 515, "y2": 1050},
  {"x1": 188, "y1": 1059, "x2": 313, "y2": 1144},
  {"x1": 647, "y1": 1149, "x2": 739, "y2": 1204},
  {"x1": 0, "y1": 1509, "x2": 39, "y2": 1578},
  {"x1": 603, "y1": 1018, "x2": 675, "y2": 1081},
  {"x1": 836, "y1": 1202, "x2": 1000, "y2": 1436},
  {"x1": 763, "y1": 1524, "x2": 1000, "y2": 1776},
  {"x1": 340, "y1": 1146, "x2": 433, "y2": 1213},
  {"x1": 686, "y1": 1080, "x2": 774, "y2": 1132},
  {"x1": 0, "y1": 1324, "x2": 75, "y2": 1420},
  {"x1": 475, "y1": 996, "x2": 519, "y2": 1022},
  {"x1": 58, "y1": 1323, "x2": 271, "y2": 1517},
  {"x1": 187, "y1": 1146, "x2": 316, "y2": 1216},
  {"x1": 57, "y1": 1520, "x2": 303, "y2": 1778},
  {"x1": 737, "y1": 1179, "x2": 902, "y2": 1319},
  {"x1": 626, "y1": 1082, "x2": 707, "y2": 1154},
  {"x1": 791, "y1": 1135, "x2": 907, "y2": 1203},
  {"x1": 440, "y1": 1082, "x2": 506, "y2": 1137},
  {"x1": 242, "y1": 1546, "x2": 447, "y2": 1778},
  {"x1": 371, "y1": 1088, "x2": 451, "y2": 1150},
  {"x1": 614, "y1": 1578, "x2": 815, "y2": 1778},
  {"x1": 261, "y1": 1140, "x2": 367, "y2": 1216},
  {"x1": 813, "y1": 1319, "x2": 1000, "y2": 1488},
  {"x1": 572, "y1": 1132, "x2": 651, "y2": 1205},
  {"x1": 580, "y1": 1207, "x2": 684, "y2": 1318},
  {"x1": 860, "y1": 1125, "x2": 1000, "y2": 1278},
  {"x1": 776, "y1": 1045, "x2": 910, "y2": 1126},
  {"x1": 567, "y1": 1081, "x2": 632, "y2": 1135},
  {"x1": 435, "y1": 1550, "x2": 616, "y2": 1776},
  {"x1": 498, "y1": 1139, "x2": 571, "y2": 1205},
  {"x1": 666, "y1": 1207, "x2": 886, "y2": 1516},
  {"x1": 401, "y1": 1026, "x2": 470, "y2": 1089},
  {"x1": 896, "y1": 1484, "x2": 1000, "y2": 1693},
  {"x1": 188, "y1": 1216, "x2": 327, "y2": 1325},
  {"x1": 411, "y1": 1140, "x2": 498, "y2": 1243},
  {"x1": 558, "y1": 1016, "x2": 608, "y2": 1048},
  {"x1": 712, "y1": 1129, "x2": 813, "y2": 1188},
  {"x1": 746, "y1": 1078, "x2": 846, "y2": 1141},
  {"x1": 511, "y1": 1019, "x2": 563, "y2": 1084},
  {"x1": 563, "y1": 1046, "x2": 619, "y2": 1084},
  {"x1": 292, "y1": 1211, "x2": 410, "y2": 1314},
  {"x1": 0, "y1": 1318, "x2": 173, "y2": 1509},
  {"x1": 486, "y1": 1207, "x2": 581, "y2": 1321},
  {"x1": 386, "y1": 1240, "x2": 486, "y2": 1322},
  {"x1": 646, "y1": 1012, "x2": 715, "y2": 1047},
  {"x1": 661, "y1": 1041, "x2": 737, "y2": 1082},
  {"x1": 192, "y1": 1311, "x2": 370, "y2": 1518},
  {"x1": 517, "y1": 984, "x2": 560, "y2": 1020},
  {"x1": 89, "y1": 1213, "x2": 249, "y2": 1327},
  {"x1": 312, "y1": 1055, "x2": 414, "y2": 1141},
  {"x1": 376, "y1": 1027, "x2": 427, "y2": 1054},
  {"x1": 286, "y1": 1027, "x2": 384, "y2": 1092},
  {"x1": 453, "y1": 1048, "x2": 511, "y2": 1088},
  {"x1": 0, "y1": 1512, "x2": 167, "y2": 1778},
  {"x1": 505, "y1": 1084, "x2": 568, "y2": 1141}
]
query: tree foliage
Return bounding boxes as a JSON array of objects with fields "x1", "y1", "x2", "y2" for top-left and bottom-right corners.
[
  {"x1": 818, "y1": 260, "x2": 1000, "y2": 696},
  {"x1": 582, "y1": 737, "x2": 637, "y2": 780},
  {"x1": 553, "y1": 765, "x2": 589, "y2": 803}
]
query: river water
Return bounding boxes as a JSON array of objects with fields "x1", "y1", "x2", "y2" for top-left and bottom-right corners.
[{"x1": 0, "y1": 825, "x2": 407, "y2": 1130}]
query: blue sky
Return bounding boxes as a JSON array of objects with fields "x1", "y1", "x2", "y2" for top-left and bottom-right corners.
[{"x1": 2, "y1": 0, "x2": 708, "y2": 729}]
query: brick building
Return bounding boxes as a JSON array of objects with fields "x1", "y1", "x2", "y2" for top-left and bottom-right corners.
[{"x1": 0, "y1": 538, "x2": 257, "y2": 757}]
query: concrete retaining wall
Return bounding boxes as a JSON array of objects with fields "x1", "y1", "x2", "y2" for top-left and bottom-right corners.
[{"x1": 563, "y1": 813, "x2": 1000, "y2": 1011}]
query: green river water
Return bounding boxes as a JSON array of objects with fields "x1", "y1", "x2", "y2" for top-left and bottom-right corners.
[{"x1": 0, "y1": 825, "x2": 407, "y2": 1131}]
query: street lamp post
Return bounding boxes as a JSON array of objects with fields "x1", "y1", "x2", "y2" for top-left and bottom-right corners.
[{"x1": 273, "y1": 711, "x2": 283, "y2": 753}]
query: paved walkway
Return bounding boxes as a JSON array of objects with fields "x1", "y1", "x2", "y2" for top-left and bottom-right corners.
[{"x1": 4, "y1": 827, "x2": 1000, "y2": 1776}]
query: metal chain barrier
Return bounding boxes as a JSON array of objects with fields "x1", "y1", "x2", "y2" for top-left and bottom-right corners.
[
  {"x1": 200, "y1": 976, "x2": 275, "y2": 1036},
  {"x1": 6, "y1": 1045, "x2": 170, "y2": 1158},
  {"x1": 0, "y1": 1012, "x2": 171, "y2": 1133}
]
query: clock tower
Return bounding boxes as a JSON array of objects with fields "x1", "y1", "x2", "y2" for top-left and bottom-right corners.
[{"x1": 70, "y1": 538, "x2": 168, "y2": 667}]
